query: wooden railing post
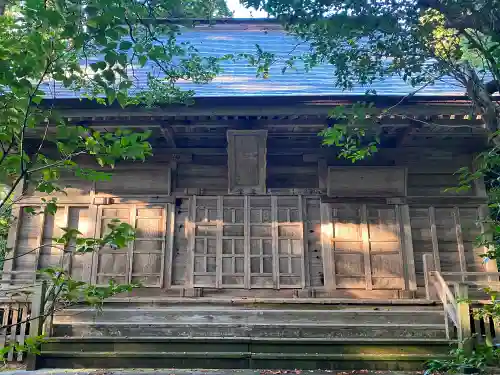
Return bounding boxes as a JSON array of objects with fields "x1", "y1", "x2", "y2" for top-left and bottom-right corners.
[
  {"x1": 423, "y1": 253, "x2": 436, "y2": 300},
  {"x1": 457, "y1": 282, "x2": 473, "y2": 355},
  {"x1": 26, "y1": 281, "x2": 47, "y2": 370}
]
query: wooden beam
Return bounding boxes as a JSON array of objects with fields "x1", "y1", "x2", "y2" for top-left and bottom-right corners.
[
  {"x1": 56, "y1": 99, "x2": 491, "y2": 119},
  {"x1": 379, "y1": 120, "x2": 424, "y2": 148},
  {"x1": 61, "y1": 117, "x2": 486, "y2": 133}
]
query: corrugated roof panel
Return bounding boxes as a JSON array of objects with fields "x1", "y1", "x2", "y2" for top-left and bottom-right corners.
[{"x1": 45, "y1": 25, "x2": 467, "y2": 98}]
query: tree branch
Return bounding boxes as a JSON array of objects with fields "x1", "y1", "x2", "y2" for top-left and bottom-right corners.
[{"x1": 486, "y1": 80, "x2": 500, "y2": 95}]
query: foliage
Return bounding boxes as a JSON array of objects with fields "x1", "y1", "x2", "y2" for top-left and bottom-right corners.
[
  {"x1": 242, "y1": 0, "x2": 500, "y2": 91},
  {"x1": 426, "y1": 344, "x2": 500, "y2": 374},
  {"x1": 473, "y1": 289, "x2": 500, "y2": 324},
  {"x1": 450, "y1": 147, "x2": 500, "y2": 263},
  {"x1": 0, "y1": 205, "x2": 11, "y2": 270},
  {"x1": 0, "y1": 0, "x2": 234, "y2": 361},
  {"x1": 320, "y1": 102, "x2": 380, "y2": 162},
  {"x1": 0, "y1": 335, "x2": 46, "y2": 362},
  {"x1": 242, "y1": 0, "x2": 500, "y2": 154},
  {"x1": 238, "y1": 0, "x2": 500, "y2": 372},
  {"x1": 172, "y1": 0, "x2": 233, "y2": 18}
]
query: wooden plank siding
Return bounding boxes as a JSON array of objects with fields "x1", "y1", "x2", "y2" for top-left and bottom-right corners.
[
  {"x1": 4, "y1": 145, "x2": 490, "y2": 299},
  {"x1": 410, "y1": 206, "x2": 486, "y2": 292}
]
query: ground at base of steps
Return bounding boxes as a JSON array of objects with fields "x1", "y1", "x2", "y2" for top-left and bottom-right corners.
[
  {"x1": 0, "y1": 368, "x2": 428, "y2": 375},
  {"x1": 1, "y1": 369, "x2": 499, "y2": 375}
]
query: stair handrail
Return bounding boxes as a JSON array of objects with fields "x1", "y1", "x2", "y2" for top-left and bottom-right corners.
[
  {"x1": 423, "y1": 253, "x2": 459, "y2": 328},
  {"x1": 430, "y1": 270, "x2": 459, "y2": 327}
]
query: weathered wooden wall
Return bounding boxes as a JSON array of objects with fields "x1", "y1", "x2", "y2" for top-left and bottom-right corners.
[{"x1": 3, "y1": 145, "x2": 492, "y2": 299}]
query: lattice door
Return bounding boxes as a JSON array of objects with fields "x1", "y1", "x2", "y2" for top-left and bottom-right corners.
[
  {"x1": 191, "y1": 196, "x2": 219, "y2": 287},
  {"x1": 275, "y1": 196, "x2": 305, "y2": 288},
  {"x1": 249, "y1": 196, "x2": 273, "y2": 288},
  {"x1": 221, "y1": 197, "x2": 245, "y2": 287},
  {"x1": 189, "y1": 195, "x2": 305, "y2": 289}
]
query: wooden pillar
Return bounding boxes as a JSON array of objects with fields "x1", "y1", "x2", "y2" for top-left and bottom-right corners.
[
  {"x1": 428, "y1": 206, "x2": 442, "y2": 272},
  {"x1": 164, "y1": 203, "x2": 175, "y2": 289},
  {"x1": 2, "y1": 179, "x2": 26, "y2": 283},
  {"x1": 2, "y1": 206, "x2": 21, "y2": 283},
  {"x1": 399, "y1": 205, "x2": 417, "y2": 292},
  {"x1": 317, "y1": 158, "x2": 328, "y2": 192},
  {"x1": 457, "y1": 283, "x2": 473, "y2": 354},
  {"x1": 271, "y1": 196, "x2": 279, "y2": 289},
  {"x1": 360, "y1": 204, "x2": 373, "y2": 290},
  {"x1": 320, "y1": 202, "x2": 335, "y2": 291},
  {"x1": 298, "y1": 195, "x2": 307, "y2": 290},
  {"x1": 90, "y1": 203, "x2": 102, "y2": 285},
  {"x1": 215, "y1": 196, "x2": 223, "y2": 289},
  {"x1": 473, "y1": 157, "x2": 488, "y2": 199},
  {"x1": 423, "y1": 253, "x2": 436, "y2": 300},
  {"x1": 185, "y1": 195, "x2": 196, "y2": 290},
  {"x1": 453, "y1": 207, "x2": 467, "y2": 281},
  {"x1": 243, "y1": 195, "x2": 251, "y2": 289},
  {"x1": 478, "y1": 204, "x2": 498, "y2": 273},
  {"x1": 26, "y1": 280, "x2": 47, "y2": 370}
]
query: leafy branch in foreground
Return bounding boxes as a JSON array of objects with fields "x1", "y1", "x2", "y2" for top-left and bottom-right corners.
[
  {"x1": 0, "y1": 218, "x2": 140, "y2": 362},
  {"x1": 320, "y1": 102, "x2": 380, "y2": 162},
  {"x1": 426, "y1": 344, "x2": 500, "y2": 374},
  {"x1": 0, "y1": 0, "x2": 237, "y2": 362}
]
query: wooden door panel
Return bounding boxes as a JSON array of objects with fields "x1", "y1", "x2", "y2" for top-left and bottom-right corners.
[
  {"x1": 94, "y1": 204, "x2": 168, "y2": 287},
  {"x1": 323, "y1": 202, "x2": 405, "y2": 290}
]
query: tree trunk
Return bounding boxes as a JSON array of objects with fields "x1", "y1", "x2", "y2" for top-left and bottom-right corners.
[{"x1": 464, "y1": 63, "x2": 500, "y2": 145}]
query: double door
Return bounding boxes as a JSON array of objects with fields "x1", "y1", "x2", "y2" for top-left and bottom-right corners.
[{"x1": 190, "y1": 195, "x2": 305, "y2": 289}]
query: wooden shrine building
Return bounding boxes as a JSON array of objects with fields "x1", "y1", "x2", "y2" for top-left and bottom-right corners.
[
  {"x1": 2, "y1": 20, "x2": 498, "y2": 370},
  {"x1": 7, "y1": 94, "x2": 495, "y2": 298}
]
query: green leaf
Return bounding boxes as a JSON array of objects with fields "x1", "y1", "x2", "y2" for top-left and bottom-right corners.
[
  {"x1": 116, "y1": 92, "x2": 127, "y2": 108},
  {"x1": 106, "y1": 88, "x2": 116, "y2": 104},
  {"x1": 119, "y1": 41, "x2": 133, "y2": 50},
  {"x1": 102, "y1": 69, "x2": 115, "y2": 83},
  {"x1": 104, "y1": 51, "x2": 118, "y2": 66},
  {"x1": 32, "y1": 95, "x2": 43, "y2": 105},
  {"x1": 24, "y1": 207, "x2": 36, "y2": 215},
  {"x1": 138, "y1": 55, "x2": 148, "y2": 67}
]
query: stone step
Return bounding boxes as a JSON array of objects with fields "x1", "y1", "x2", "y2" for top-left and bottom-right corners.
[
  {"x1": 37, "y1": 337, "x2": 452, "y2": 370},
  {"x1": 42, "y1": 336, "x2": 456, "y2": 352},
  {"x1": 52, "y1": 321, "x2": 447, "y2": 339},
  {"x1": 53, "y1": 307, "x2": 445, "y2": 325},
  {"x1": 37, "y1": 351, "x2": 450, "y2": 371}
]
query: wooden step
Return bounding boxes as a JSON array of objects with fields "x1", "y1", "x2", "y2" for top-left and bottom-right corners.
[
  {"x1": 53, "y1": 307, "x2": 445, "y2": 325},
  {"x1": 100, "y1": 297, "x2": 440, "y2": 307},
  {"x1": 52, "y1": 321, "x2": 447, "y2": 339}
]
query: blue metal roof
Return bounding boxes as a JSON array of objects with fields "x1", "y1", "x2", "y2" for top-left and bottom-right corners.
[{"x1": 41, "y1": 21, "x2": 467, "y2": 98}]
